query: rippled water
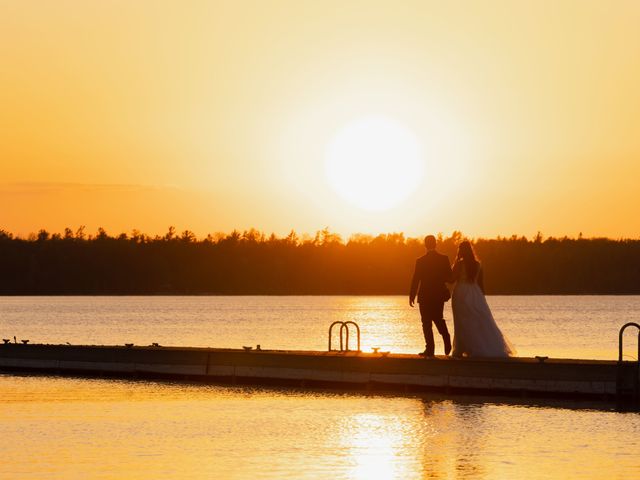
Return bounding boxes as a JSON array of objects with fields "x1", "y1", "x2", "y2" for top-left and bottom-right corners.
[
  {"x1": 1, "y1": 296, "x2": 640, "y2": 479},
  {"x1": 2, "y1": 296, "x2": 640, "y2": 359}
]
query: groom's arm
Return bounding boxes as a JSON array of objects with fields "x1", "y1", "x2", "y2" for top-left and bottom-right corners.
[{"x1": 409, "y1": 260, "x2": 420, "y2": 307}]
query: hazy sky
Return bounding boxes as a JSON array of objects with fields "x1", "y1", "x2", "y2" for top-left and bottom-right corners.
[{"x1": 1, "y1": 1, "x2": 639, "y2": 239}]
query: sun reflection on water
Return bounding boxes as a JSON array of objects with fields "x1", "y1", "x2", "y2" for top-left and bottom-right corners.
[
  {"x1": 2, "y1": 375, "x2": 640, "y2": 479},
  {"x1": 341, "y1": 413, "x2": 408, "y2": 479},
  {"x1": 335, "y1": 400, "x2": 497, "y2": 479}
]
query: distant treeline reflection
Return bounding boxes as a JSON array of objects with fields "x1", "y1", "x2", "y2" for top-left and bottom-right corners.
[{"x1": 1, "y1": 227, "x2": 638, "y2": 295}]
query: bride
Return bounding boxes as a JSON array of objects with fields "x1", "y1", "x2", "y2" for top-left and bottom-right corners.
[{"x1": 451, "y1": 241, "x2": 515, "y2": 358}]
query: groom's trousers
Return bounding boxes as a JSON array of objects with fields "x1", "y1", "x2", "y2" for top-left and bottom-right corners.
[{"x1": 419, "y1": 301, "x2": 451, "y2": 356}]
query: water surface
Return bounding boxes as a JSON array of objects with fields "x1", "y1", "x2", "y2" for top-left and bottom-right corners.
[
  {"x1": 2, "y1": 375, "x2": 639, "y2": 479},
  {"x1": 2, "y1": 295, "x2": 639, "y2": 359},
  {"x1": 1, "y1": 296, "x2": 639, "y2": 479}
]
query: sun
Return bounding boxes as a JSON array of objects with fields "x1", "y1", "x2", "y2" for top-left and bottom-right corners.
[{"x1": 324, "y1": 115, "x2": 424, "y2": 211}]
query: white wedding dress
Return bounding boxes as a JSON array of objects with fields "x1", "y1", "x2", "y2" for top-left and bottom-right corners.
[{"x1": 451, "y1": 261, "x2": 515, "y2": 358}]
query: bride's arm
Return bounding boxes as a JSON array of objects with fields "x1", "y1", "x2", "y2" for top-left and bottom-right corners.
[
  {"x1": 478, "y1": 267, "x2": 485, "y2": 294},
  {"x1": 451, "y1": 260, "x2": 461, "y2": 282}
]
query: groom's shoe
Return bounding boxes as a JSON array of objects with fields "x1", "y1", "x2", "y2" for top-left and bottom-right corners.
[{"x1": 419, "y1": 349, "x2": 435, "y2": 358}]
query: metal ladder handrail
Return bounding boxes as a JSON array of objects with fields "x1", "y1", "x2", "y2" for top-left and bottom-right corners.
[
  {"x1": 618, "y1": 322, "x2": 640, "y2": 362},
  {"x1": 341, "y1": 321, "x2": 360, "y2": 352},
  {"x1": 328, "y1": 321, "x2": 361, "y2": 352},
  {"x1": 328, "y1": 321, "x2": 344, "y2": 351}
]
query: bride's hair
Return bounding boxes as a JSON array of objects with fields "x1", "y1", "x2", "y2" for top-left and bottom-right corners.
[{"x1": 457, "y1": 241, "x2": 479, "y2": 280}]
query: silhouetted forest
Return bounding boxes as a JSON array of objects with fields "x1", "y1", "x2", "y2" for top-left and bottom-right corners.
[{"x1": 0, "y1": 227, "x2": 639, "y2": 295}]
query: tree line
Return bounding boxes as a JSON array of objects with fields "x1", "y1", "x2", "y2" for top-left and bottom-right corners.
[{"x1": 0, "y1": 227, "x2": 639, "y2": 295}]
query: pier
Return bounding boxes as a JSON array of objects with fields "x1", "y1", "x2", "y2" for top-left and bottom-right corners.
[{"x1": 1, "y1": 342, "x2": 638, "y2": 409}]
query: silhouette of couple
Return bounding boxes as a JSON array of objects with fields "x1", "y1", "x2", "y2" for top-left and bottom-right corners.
[{"x1": 410, "y1": 235, "x2": 515, "y2": 358}]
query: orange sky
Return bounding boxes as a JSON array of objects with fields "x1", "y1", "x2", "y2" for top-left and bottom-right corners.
[{"x1": 1, "y1": 1, "x2": 639, "y2": 239}]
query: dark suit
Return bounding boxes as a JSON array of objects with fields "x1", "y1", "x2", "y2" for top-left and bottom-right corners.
[{"x1": 410, "y1": 250, "x2": 453, "y2": 356}]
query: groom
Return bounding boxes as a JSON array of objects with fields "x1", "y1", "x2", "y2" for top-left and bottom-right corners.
[{"x1": 409, "y1": 235, "x2": 453, "y2": 357}]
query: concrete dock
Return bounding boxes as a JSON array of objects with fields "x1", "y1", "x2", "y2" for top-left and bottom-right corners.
[{"x1": 1, "y1": 343, "x2": 639, "y2": 408}]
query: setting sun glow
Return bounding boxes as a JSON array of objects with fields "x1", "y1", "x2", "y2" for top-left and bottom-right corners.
[
  {"x1": 325, "y1": 116, "x2": 424, "y2": 211},
  {"x1": 1, "y1": 1, "x2": 639, "y2": 238}
]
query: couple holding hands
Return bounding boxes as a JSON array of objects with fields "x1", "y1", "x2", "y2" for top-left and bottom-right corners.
[{"x1": 410, "y1": 235, "x2": 515, "y2": 358}]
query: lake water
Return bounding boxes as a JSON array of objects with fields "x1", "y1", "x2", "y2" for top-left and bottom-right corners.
[{"x1": 1, "y1": 296, "x2": 640, "y2": 479}]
